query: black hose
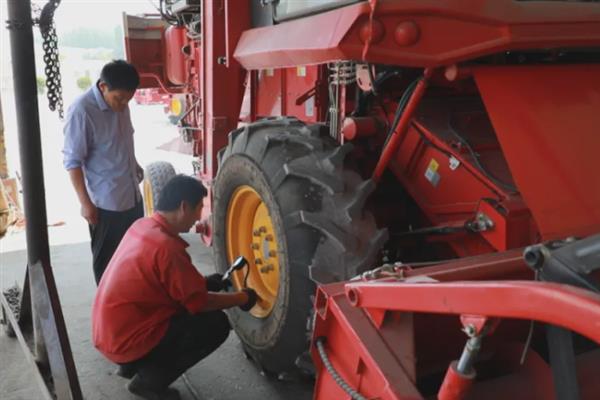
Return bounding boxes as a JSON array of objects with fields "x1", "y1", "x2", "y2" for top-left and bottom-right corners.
[
  {"x1": 390, "y1": 225, "x2": 467, "y2": 237},
  {"x1": 243, "y1": 266, "x2": 250, "y2": 288},
  {"x1": 315, "y1": 338, "x2": 367, "y2": 400},
  {"x1": 352, "y1": 68, "x2": 400, "y2": 118},
  {"x1": 382, "y1": 78, "x2": 420, "y2": 148},
  {"x1": 373, "y1": 69, "x2": 401, "y2": 94},
  {"x1": 159, "y1": 0, "x2": 181, "y2": 26},
  {"x1": 447, "y1": 117, "x2": 518, "y2": 193}
]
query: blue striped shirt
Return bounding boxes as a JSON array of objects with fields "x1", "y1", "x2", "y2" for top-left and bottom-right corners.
[{"x1": 63, "y1": 84, "x2": 141, "y2": 212}]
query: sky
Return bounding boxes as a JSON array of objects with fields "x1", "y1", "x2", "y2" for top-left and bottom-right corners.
[
  {"x1": 52, "y1": 0, "x2": 157, "y2": 31},
  {"x1": 0, "y1": 0, "x2": 157, "y2": 86},
  {"x1": 1, "y1": 0, "x2": 156, "y2": 35}
]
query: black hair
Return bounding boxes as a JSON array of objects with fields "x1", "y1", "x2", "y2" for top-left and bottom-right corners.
[
  {"x1": 156, "y1": 175, "x2": 207, "y2": 212},
  {"x1": 99, "y1": 60, "x2": 140, "y2": 91}
]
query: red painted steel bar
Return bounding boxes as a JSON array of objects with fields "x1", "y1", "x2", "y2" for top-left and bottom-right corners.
[
  {"x1": 234, "y1": 1, "x2": 600, "y2": 70},
  {"x1": 404, "y1": 249, "x2": 531, "y2": 282},
  {"x1": 372, "y1": 68, "x2": 432, "y2": 182},
  {"x1": 139, "y1": 72, "x2": 181, "y2": 95},
  {"x1": 345, "y1": 281, "x2": 600, "y2": 343},
  {"x1": 438, "y1": 362, "x2": 474, "y2": 400},
  {"x1": 318, "y1": 291, "x2": 423, "y2": 400}
]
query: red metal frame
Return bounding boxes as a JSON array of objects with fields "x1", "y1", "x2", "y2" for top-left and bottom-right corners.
[
  {"x1": 474, "y1": 65, "x2": 600, "y2": 240},
  {"x1": 234, "y1": 1, "x2": 600, "y2": 70},
  {"x1": 386, "y1": 114, "x2": 537, "y2": 256},
  {"x1": 237, "y1": 65, "x2": 327, "y2": 124},
  {"x1": 345, "y1": 281, "x2": 600, "y2": 342},
  {"x1": 312, "y1": 257, "x2": 600, "y2": 400},
  {"x1": 372, "y1": 68, "x2": 432, "y2": 182},
  {"x1": 196, "y1": 1, "x2": 248, "y2": 182},
  {"x1": 123, "y1": 14, "x2": 170, "y2": 89},
  {"x1": 134, "y1": 87, "x2": 170, "y2": 106}
]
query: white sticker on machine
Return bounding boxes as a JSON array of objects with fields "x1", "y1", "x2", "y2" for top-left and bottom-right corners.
[
  {"x1": 305, "y1": 96, "x2": 314, "y2": 117},
  {"x1": 425, "y1": 158, "x2": 441, "y2": 187}
]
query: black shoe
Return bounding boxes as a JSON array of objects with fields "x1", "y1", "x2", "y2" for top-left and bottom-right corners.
[
  {"x1": 115, "y1": 364, "x2": 137, "y2": 379},
  {"x1": 127, "y1": 376, "x2": 181, "y2": 400}
]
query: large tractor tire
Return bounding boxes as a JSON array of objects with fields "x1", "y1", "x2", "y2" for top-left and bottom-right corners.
[
  {"x1": 143, "y1": 161, "x2": 176, "y2": 216},
  {"x1": 213, "y1": 117, "x2": 388, "y2": 374}
]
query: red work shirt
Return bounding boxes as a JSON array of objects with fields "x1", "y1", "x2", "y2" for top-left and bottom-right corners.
[{"x1": 92, "y1": 213, "x2": 207, "y2": 363}]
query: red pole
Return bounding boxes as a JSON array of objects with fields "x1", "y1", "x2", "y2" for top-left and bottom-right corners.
[
  {"x1": 438, "y1": 361, "x2": 475, "y2": 400},
  {"x1": 372, "y1": 68, "x2": 433, "y2": 182}
]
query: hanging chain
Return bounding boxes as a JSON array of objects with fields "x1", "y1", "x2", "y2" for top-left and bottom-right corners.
[{"x1": 34, "y1": 0, "x2": 63, "y2": 119}]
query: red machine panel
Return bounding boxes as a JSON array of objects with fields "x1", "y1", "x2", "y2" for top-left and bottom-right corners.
[
  {"x1": 253, "y1": 66, "x2": 322, "y2": 123},
  {"x1": 312, "y1": 258, "x2": 600, "y2": 400},
  {"x1": 475, "y1": 65, "x2": 600, "y2": 240},
  {"x1": 164, "y1": 26, "x2": 188, "y2": 85},
  {"x1": 283, "y1": 66, "x2": 322, "y2": 123},
  {"x1": 256, "y1": 68, "x2": 283, "y2": 117},
  {"x1": 123, "y1": 14, "x2": 169, "y2": 89},
  {"x1": 387, "y1": 95, "x2": 536, "y2": 255},
  {"x1": 234, "y1": 1, "x2": 600, "y2": 70}
]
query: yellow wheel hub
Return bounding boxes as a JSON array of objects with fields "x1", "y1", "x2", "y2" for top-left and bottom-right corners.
[
  {"x1": 226, "y1": 186, "x2": 280, "y2": 318},
  {"x1": 143, "y1": 179, "x2": 154, "y2": 216},
  {"x1": 170, "y1": 97, "x2": 183, "y2": 117}
]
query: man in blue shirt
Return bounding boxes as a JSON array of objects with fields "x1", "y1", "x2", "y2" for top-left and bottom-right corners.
[{"x1": 63, "y1": 60, "x2": 144, "y2": 284}]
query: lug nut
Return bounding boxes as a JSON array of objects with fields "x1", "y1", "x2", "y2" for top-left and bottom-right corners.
[
  {"x1": 265, "y1": 234, "x2": 274, "y2": 242},
  {"x1": 255, "y1": 258, "x2": 263, "y2": 265},
  {"x1": 268, "y1": 250, "x2": 277, "y2": 257},
  {"x1": 464, "y1": 324, "x2": 476, "y2": 337},
  {"x1": 253, "y1": 230, "x2": 261, "y2": 237},
  {"x1": 251, "y1": 243, "x2": 260, "y2": 250},
  {"x1": 260, "y1": 264, "x2": 274, "y2": 273},
  {"x1": 259, "y1": 226, "x2": 267, "y2": 233}
]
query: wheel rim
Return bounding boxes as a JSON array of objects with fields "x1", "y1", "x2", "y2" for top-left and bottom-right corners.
[
  {"x1": 226, "y1": 185, "x2": 280, "y2": 318},
  {"x1": 170, "y1": 97, "x2": 183, "y2": 117},
  {"x1": 143, "y1": 178, "x2": 154, "y2": 215}
]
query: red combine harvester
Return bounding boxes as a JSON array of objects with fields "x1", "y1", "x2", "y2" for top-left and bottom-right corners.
[
  {"x1": 134, "y1": 87, "x2": 170, "y2": 106},
  {"x1": 134, "y1": 87, "x2": 187, "y2": 125},
  {"x1": 124, "y1": 1, "x2": 600, "y2": 398}
]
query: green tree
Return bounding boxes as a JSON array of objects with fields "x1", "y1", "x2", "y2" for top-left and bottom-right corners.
[
  {"x1": 60, "y1": 26, "x2": 125, "y2": 60},
  {"x1": 36, "y1": 76, "x2": 46, "y2": 95},
  {"x1": 113, "y1": 26, "x2": 124, "y2": 59},
  {"x1": 76, "y1": 74, "x2": 92, "y2": 92}
]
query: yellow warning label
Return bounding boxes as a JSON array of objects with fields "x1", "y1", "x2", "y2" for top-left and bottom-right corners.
[
  {"x1": 428, "y1": 159, "x2": 439, "y2": 172},
  {"x1": 425, "y1": 158, "x2": 441, "y2": 187}
]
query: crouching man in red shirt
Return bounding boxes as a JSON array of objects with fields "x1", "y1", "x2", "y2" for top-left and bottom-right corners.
[{"x1": 92, "y1": 175, "x2": 257, "y2": 400}]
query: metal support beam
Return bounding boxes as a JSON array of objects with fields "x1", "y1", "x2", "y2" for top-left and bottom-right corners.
[
  {"x1": 5, "y1": 0, "x2": 83, "y2": 399},
  {"x1": 0, "y1": 291, "x2": 53, "y2": 400}
]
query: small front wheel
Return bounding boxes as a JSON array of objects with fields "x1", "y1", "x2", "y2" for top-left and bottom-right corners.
[{"x1": 143, "y1": 161, "x2": 176, "y2": 216}]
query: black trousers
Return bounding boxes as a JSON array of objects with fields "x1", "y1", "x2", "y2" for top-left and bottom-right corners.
[
  {"x1": 122, "y1": 311, "x2": 231, "y2": 391},
  {"x1": 89, "y1": 201, "x2": 143, "y2": 285}
]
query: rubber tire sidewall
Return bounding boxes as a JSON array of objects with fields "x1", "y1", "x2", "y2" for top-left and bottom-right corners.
[
  {"x1": 213, "y1": 154, "x2": 314, "y2": 372},
  {"x1": 143, "y1": 161, "x2": 176, "y2": 216}
]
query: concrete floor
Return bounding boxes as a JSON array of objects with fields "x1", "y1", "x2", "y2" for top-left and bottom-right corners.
[{"x1": 0, "y1": 235, "x2": 314, "y2": 400}]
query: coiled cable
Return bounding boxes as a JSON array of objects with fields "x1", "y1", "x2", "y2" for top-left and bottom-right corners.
[{"x1": 315, "y1": 338, "x2": 367, "y2": 400}]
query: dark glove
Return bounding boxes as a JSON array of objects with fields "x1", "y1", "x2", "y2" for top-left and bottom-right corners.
[
  {"x1": 205, "y1": 273, "x2": 225, "y2": 292},
  {"x1": 239, "y1": 288, "x2": 258, "y2": 312},
  {"x1": 136, "y1": 165, "x2": 144, "y2": 184}
]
